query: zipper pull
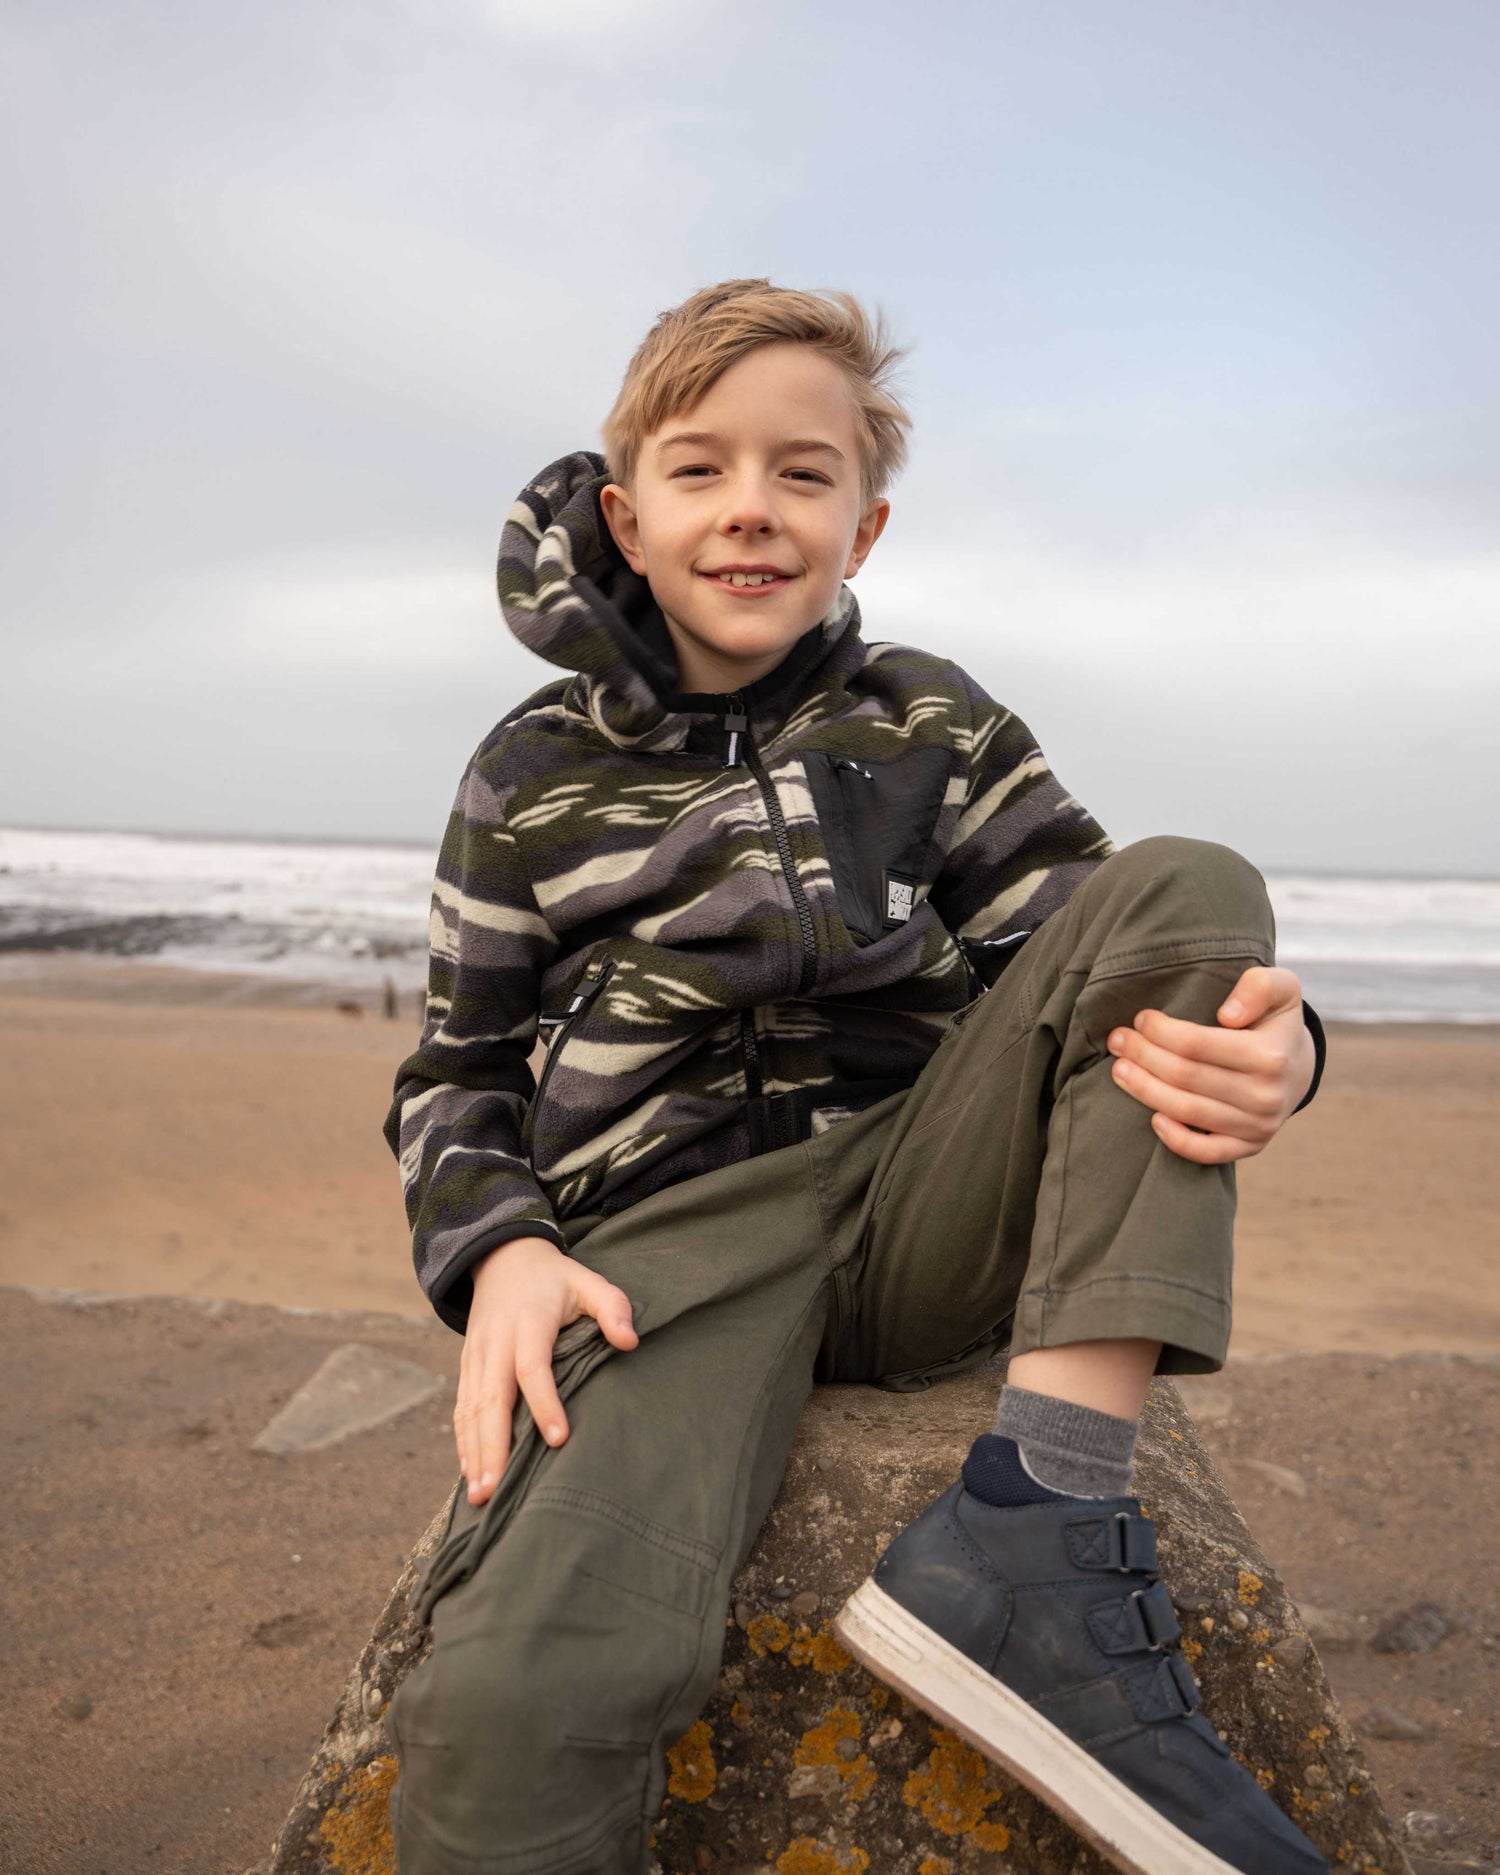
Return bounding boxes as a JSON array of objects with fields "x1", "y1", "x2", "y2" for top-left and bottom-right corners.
[
  {"x1": 568, "y1": 953, "x2": 611, "y2": 1011},
  {"x1": 721, "y1": 694, "x2": 749, "y2": 767},
  {"x1": 832, "y1": 757, "x2": 872, "y2": 780},
  {"x1": 539, "y1": 955, "x2": 613, "y2": 1035}
]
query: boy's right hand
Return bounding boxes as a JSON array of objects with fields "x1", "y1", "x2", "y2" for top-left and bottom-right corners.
[{"x1": 454, "y1": 1235, "x2": 638, "y2": 1507}]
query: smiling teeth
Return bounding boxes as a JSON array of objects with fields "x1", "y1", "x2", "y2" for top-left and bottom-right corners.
[{"x1": 718, "y1": 572, "x2": 777, "y2": 586}]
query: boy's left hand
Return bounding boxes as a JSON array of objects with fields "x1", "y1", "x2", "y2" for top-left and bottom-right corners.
[{"x1": 1106, "y1": 965, "x2": 1317, "y2": 1165}]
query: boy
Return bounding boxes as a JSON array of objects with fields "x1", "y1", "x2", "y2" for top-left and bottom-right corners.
[{"x1": 381, "y1": 278, "x2": 1330, "y2": 1875}]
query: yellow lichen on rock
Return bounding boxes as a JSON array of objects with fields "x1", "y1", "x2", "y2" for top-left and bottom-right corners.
[
  {"x1": 666, "y1": 1720, "x2": 717, "y2": 1803},
  {"x1": 795, "y1": 1707, "x2": 876, "y2": 1802},
  {"x1": 315, "y1": 1755, "x2": 399, "y2": 1874},
  {"x1": 788, "y1": 1623, "x2": 855, "y2": 1674},
  {"x1": 918, "y1": 1859, "x2": 953, "y2": 1875},
  {"x1": 775, "y1": 1837, "x2": 871, "y2": 1875},
  {"x1": 902, "y1": 1727, "x2": 1011, "y2": 1851},
  {"x1": 1237, "y1": 1570, "x2": 1264, "y2": 1606},
  {"x1": 747, "y1": 1613, "x2": 793, "y2": 1657}
]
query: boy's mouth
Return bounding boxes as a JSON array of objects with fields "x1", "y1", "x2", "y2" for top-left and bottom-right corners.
[{"x1": 698, "y1": 569, "x2": 797, "y2": 592}]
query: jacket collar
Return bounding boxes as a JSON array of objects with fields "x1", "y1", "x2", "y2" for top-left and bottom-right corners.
[{"x1": 498, "y1": 449, "x2": 864, "y2": 754}]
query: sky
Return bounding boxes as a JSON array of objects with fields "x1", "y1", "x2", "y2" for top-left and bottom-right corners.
[{"x1": 3, "y1": 0, "x2": 1497, "y2": 874}]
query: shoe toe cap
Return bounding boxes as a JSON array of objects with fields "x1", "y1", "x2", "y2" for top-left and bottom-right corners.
[{"x1": 1099, "y1": 1717, "x2": 1330, "y2": 1875}]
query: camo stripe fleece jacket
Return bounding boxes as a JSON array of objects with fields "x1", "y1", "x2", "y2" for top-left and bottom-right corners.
[{"x1": 385, "y1": 448, "x2": 1120, "y2": 1332}]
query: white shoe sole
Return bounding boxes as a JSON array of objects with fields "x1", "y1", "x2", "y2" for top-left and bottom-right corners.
[{"x1": 832, "y1": 1577, "x2": 1244, "y2": 1875}]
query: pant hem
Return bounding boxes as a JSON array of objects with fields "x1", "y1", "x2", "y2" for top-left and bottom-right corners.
[{"x1": 1010, "y1": 1274, "x2": 1230, "y2": 1375}]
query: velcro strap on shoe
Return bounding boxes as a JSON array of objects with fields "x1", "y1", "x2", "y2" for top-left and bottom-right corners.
[
  {"x1": 1086, "y1": 1580, "x2": 1183, "y2": 1656},
  {"x1": 1123, "y1": 1647, "x2": 1204, "y2": 1724},
  {"x1": 1065, "y1": 1510, "x2": 1160, "y2": 1576}
]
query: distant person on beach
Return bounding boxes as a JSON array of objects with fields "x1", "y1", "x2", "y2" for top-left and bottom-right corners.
[{"x1": 381, "y1": 279, "x2": 1330, "y2": 1875}]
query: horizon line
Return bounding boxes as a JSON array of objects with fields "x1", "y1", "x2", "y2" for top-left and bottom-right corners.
[{"x1": 2, "y1": 820, "x2": 1498, "y2": 887}]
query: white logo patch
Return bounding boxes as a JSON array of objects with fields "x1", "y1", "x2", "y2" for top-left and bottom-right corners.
[{"x1": 885, "y1": 875, "x2": 914, "y2": 924}]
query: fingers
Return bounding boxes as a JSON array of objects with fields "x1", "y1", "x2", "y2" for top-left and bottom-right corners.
[
  {"x1": 1109, "y1": 1050, "x2": 1278, "y2": 1146},
  {"x1": 453, "y1": 1265, "x2": 640, "y2": 1510},
  {"x1": 1122, "y1": 1005, "x2": 1294, "y2": 1077},
  {"x1": 1107, "y1": 1026, "x2": 1283, "y2": 1119},
  {"x1": 1149, "y1": 1111, "x2": 1265, "y2": 1165},
  {"x1": 514, "y1": 1318, "x2": 569, "y2": 1450},
  {"x1": 1216, "y1": 965, "x2": 1303, "y2": 1028},
  {"x1": 574, "y1": 1267, "x2": 639, "y2": 1350},
  {"x1": 453, "y1": 1341, "x2": 515, "y2": 1508}
]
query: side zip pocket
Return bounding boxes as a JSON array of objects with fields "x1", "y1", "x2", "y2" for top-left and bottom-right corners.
[{"x1": 525, "y1": 952, "x2": 616, "y2": 1154}]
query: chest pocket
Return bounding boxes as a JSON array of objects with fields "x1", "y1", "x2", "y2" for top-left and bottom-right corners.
[{"x1": 804, "y1": 746, "x2": 952, "y2": 945}]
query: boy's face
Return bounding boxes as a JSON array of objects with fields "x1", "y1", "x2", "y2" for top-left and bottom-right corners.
[{"x1": 600, "y1": 341, "x2": 890, "y2": 695}]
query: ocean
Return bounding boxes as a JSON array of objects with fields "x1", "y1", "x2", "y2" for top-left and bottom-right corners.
[{"x1": 2, "y1": 825, "x2": 1497, "y2": 1023}]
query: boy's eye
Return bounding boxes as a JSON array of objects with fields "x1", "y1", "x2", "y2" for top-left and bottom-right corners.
[{"x1": 670, "y1": 465, "x2": 830, "y2": 485}]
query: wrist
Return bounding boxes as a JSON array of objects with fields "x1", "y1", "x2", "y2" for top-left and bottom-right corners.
[{"x1": 473, "y1": 1234, "x2": 562, "y2": 1286}]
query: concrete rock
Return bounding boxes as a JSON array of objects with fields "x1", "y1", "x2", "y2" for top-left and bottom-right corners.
[
  {"x1": 264, "y1": 1371, "x2": 1411, "y2": 1875},
  {"x1": 249, "y1": 1342, "x2": 443, "y2": 1455},
  {"x1": 1359, "y1": 1704, "x2": 1433, "y2": 1741},
  {"x1": 1297, "y1": 1602, "x2": 1360, "y2": 1650},
  {"x1": 1373, "y1": 1601, "x2": 1453, "y2": 1655}
]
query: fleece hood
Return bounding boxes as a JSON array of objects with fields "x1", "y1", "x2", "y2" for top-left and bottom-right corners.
[{"x1": 496, "y1": 449, "x2": 863, "y2": 754}]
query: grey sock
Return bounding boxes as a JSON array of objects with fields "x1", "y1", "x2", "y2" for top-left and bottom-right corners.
[{"x1": 994, "y1": 1382, "x2": 1140, "y2": 1498}]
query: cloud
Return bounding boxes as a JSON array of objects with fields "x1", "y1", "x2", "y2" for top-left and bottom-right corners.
[
  {"x1": 3, "y1": 0, "x2": 1497, "y2": 872},
  {"x1": 461, "y1": 0, "x2": 709, "y2": 46},
  {"x1": 207, "y1": 557, "x2": 500, "y2": 673},
  {"x1": 859, "y1": 542, "x2": 1500, "y2": 698}
]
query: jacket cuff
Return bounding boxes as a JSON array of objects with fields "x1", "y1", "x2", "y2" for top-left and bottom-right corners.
[
  {"x1": 1291, "y1": 1000, "x2": 1327, "y2": 1115},
  {"x1": 429, "y1": 1218, "x2": 568, "y2": 1335}
]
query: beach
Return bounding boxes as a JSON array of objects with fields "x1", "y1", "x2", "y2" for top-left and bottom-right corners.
[
  {"x1": 3, "y1": 955, "x2": 1499, "y2": 1873},
  {"x1": 4, "y1": 953, "x2": 1497, "y2": 1356}
]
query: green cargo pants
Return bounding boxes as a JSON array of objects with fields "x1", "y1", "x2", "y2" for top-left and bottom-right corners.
[{"x1": 384, "y1": 835, "x2": 1276, "y2": 1874}]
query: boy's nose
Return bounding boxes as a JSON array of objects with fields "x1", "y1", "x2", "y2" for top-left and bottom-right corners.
[{"x1": 718, "y1": 478, "x2": 781, "y2": 535}]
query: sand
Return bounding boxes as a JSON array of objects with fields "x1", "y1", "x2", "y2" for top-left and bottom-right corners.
[
  {"x1": 4, "y1": 1299, "x2": 1498, "y2": 1873},
  {"x1": 3, "y1": 952, "x2": 1497, "y2": 1357},
  {"x1": 3, "y1": 955, "x2": 1498, "y2": 1872}
]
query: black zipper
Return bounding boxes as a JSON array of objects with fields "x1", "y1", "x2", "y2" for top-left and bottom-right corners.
[
  {"x1": 954, "y1": 931, "x2": 1033, "y2": 1009},
  {"x1": 720, "y1": 692, "x2": 819, "y2": 998},
  {"x1": 720, "y1": 696, "x2": 749, "y2": 767},
  {"x1": 830, "y1": 758, "x2": 873, "y2": 839},
  {"x1": 739, "y1": 1007, "x2": 762, "y2": 1098},
  {"x1": 828, "y1": 757, "x2": 875, "y2": 935},
  {"x1": 954, "y1": 935, "x2": 983, "y2": 1004},
  {"x1": 529, "y1": 953, "x2": 617, "y2": 1138}
]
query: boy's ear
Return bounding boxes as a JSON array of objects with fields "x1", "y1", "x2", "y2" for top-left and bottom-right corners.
[
  {"x1": 844, "y1": 497, "x2": 891, "y2": 580},
  {"x1": 599, "y1": 483, "x2": 647, "y2": 576}
]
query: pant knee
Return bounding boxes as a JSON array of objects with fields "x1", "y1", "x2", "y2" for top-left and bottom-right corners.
[
  {"x1": 1094, "y1": 835, "x2": 1273, "y2": 945},
  {"x1": 388, "y1": 1503, "x2": 714, "y2": 1868},
  {"x1": 389, "y1": 1640, "x2": 650, "y2": 1871}
]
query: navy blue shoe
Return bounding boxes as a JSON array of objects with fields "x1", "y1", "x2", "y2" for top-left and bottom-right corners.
[{"x1": 831, "y1": 1435, "x2": 1329, "y2": 1875}]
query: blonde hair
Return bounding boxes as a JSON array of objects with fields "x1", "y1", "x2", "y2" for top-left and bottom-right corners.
[{"x1": 601, "y1": 278, "x2": 912, "y2": 507}]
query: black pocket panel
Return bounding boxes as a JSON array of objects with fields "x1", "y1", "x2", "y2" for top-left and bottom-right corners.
[{"x1": 805, "y1": 747, "x2": 952, "y2": 944}]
